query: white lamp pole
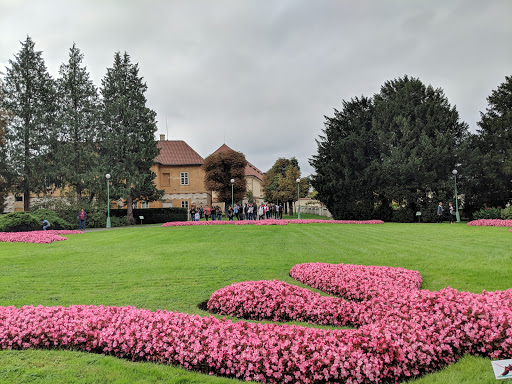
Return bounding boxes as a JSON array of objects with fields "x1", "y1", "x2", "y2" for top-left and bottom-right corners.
[
  {"x1": 106, "y1": 173, "x2": 111, "y2": 228},
  {"x1": 296, "y1": 178, "x2": 301, "y2": 220},
  {"x1": 230, "y1": 178, "x2": 235, "y2": 208},
  {"x1": 452, "y1": 169, "x2": 460, "y2": 223}
]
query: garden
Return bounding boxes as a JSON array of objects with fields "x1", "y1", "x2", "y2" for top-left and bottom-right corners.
[{"x1": 0, "y1": 219, "x2": 511, "y2": 383}]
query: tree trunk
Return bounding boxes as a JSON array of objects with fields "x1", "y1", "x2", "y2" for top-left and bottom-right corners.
[
  {"x1": 126, "y1": 194, "x2": 135, "y2": 225},
  {"x1": 288, "y1": 201, "x2": 293, "y2": 217},
  {"x1": 24, "y1": 190, "x2": 30, "y2": 212}
]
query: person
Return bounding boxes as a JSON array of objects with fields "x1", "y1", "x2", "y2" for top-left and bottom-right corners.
[
  {"x1": 77, "y1": 208, "x2": 87, "y2": 230},
  {"x1": 190, "y1": 206, "x2": 196, "y2": 221},
  {"x1": 437, "y1": 202, "x2": 444, "y2": 223},
  {"x1": 41, "y1": 219, "x2": 50, "y2": 231},
  {"x1": 448, "y1": 201, "x2": 455, "y2": 224},
  {"x1": 258, "y1": 204, "x2": 264, "y2": 220},
  {"x1": 194, "y1": 210, "x2": 200, "y2": 222},
  {"x1": 204, "y1": 205, "x2": 210, "y2": 221},
  {"x1": 216, "y1": 206, "x2": 222, "y2": 220},
  {"x1": 227, "y1": 205, "x2": 234, "y2": 221},
  {"x1": 233, "y1": 204, "x2": 239, "y2": 220}
]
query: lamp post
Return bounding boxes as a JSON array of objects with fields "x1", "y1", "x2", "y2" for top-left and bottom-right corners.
[
  {"x1": 106, "y1": 173, "x2": 111, "y2": 228},
  {"x1": 452, "y1": 169, "x2": 460, "y2": 223},
  {"x1": 296, "y1": 178, "x2": 301, "y2": 220},
  {"x1": 230, "y1": 178, "x2": 234, "y2": 208}
]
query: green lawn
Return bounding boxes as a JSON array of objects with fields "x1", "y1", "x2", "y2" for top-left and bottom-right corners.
[{"x1": 0, "y1": 222, "x2": 511, "y2": 383}]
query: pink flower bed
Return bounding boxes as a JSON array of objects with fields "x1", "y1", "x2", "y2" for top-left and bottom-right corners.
[
  {"x1": 1, "y1": 262, "x2": 510, "y2": 383},
  {"x1": 467, "y1": 219, "x2": 512, "y2": 227},
  {"x1": 162, "y1": 219, "x2": 384, "y2": 227},
  {"x1": 208, "y1": 263, "x2": 512, "y2": 382},
  {"x1": 0, "y1": 230, "x2": 83, "y2": 244}
]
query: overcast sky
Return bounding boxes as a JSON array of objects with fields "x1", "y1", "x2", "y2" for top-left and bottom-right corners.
[{"x1": 1, "y1": 0, "x2": 511, "y2": 176}]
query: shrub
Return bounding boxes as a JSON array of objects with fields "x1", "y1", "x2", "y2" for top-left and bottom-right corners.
[
  {"x1": 391, "y1": 207, "x2": 415, "y2": 223},
  {"x1": 30, "y1": 209, "x2": 75, "y2": 230},
  {"x1": 0, "y1": 212, "x2": 41, "y2": 232},
  {"x1": 501, "y1": 205, "x2": 512, "y2": 220},
  {"x1": 473, "y1": 205, "x2": 502, "y2": 220}
]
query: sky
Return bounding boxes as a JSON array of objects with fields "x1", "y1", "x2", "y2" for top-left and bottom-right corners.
[{"x1": 1, "y1": 0, "x2": 511, "y2": 176}]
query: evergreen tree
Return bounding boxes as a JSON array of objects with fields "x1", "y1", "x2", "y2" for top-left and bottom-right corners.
[
  {"x1": 310, "y1": 96, "x2": 379, "y2": 219},
  {"x1": 100, "y1": 51, "x2": 162, "y2": 224},
  {"x1": 2, "y1": 36, "x2": 57, "y2": 211},
  {"x1": 203, "y1": 149, "x2": 247, "y2": 204},
  {"x1": 0, "y1": 84, "x2": 10, "y2": 211},
  {"x1": 373, "y1": 76, "x2": 469, "y2": 218},
  {"x1": 56, "y1": 43, "x2": 101, "y2": 201},
  {"x1": 469, "y1": 75, "x2": 512, "y2": 208}
]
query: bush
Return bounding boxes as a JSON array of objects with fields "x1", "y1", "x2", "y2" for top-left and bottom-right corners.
[
  {"x1": 390, "y1": 207, "x2": 415, "y2": 223},
  {"x1": 30, "y1": 209, "x2": 75, "y2": 230},
  {"x1": 0, "y1": 212, "x2": 41, "y2": 232},
  {"x1": 501, "y1": 206, "x2": 512, "y2": 220},
  {"x1": 110, "y1": 208, "x2": 188, "y2": 224},
  {"x1": 473, "y1": 205, "x2": 502, "y2": 220}
]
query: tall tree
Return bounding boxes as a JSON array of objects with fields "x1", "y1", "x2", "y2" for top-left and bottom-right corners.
[
  {"x1": 203, "y1": 149, "x2": 247, "y2": 204},
  {"x1": 468, "y1": 75, "x2": 512, "y2": 208},
  {"x1": 310, "y1": 96, "x2": 379, "y2": 219},
  {"x1": 56, "y1": 43, "x2": 101, "y2": 201},
  {"x1": 0, "y1": 82, "x2": 10, "y2": 211},
  {"x1": 1, "y1": 36, "x2": 57, "y2": 211},
  {"x1": 373, "y1": 76, "x2": 469, "y2": 217},
  {"x1": 264, "y1": 157, "x2": 307, "y2": 215},
  {"x1": 100, "y1": 51, "x2": 162, "y2": 224}
]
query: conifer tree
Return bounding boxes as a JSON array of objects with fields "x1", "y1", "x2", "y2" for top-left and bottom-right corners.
[
  {"x1": 100, "y1": 51, "x2": 162, "y2": 224},
  {"x1": 2, "y1": 36, "x2": 57, "y2": 211},
  {"x1": 56, "y1": 43, "x2": 101, "y2": 201}
]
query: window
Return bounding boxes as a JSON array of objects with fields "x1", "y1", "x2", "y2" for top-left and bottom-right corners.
[
  {"x1": 162, "y1": 173, "x2": 170, "y2": 186},
  {"x1": 15, "y1": 196, "x2": 23, "y2": 202},
  {"x1": 180, "y1": 172, "x2": 189, "y2": 185},
  {"x1": 140, "y1": 201, "x2": 149, "y2": 209},
  {"x1": 181, "y1": 200, "x2": 189, "y2": 209}
]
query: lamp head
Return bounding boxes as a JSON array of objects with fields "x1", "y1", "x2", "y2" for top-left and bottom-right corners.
[
  {"x1": 296, "y1": 178, "x2": 300, "y2": 183},
  {"x1": 452, "y1": 169, "x2": 458, "y2": 175},
  {"x1": 230, "y1": 179, "x2": 235, "y2": 184},
  {"x1": 106, "y1": 173, "x2": 111, "y2": 179}
]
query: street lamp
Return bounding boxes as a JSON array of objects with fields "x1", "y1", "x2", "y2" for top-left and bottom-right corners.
[
  {"x1": 106, "y1": 173, "x2": 111, "y2": 228},
  {"x1": 452, "y1": 169, "x2": 460, "y2": 223},
  {"x1": 296, "y1": 178, "x2": 301, "y2": 220},
  {"x1": 230, "y1": 178, "x2": 235, "y2": 208}
]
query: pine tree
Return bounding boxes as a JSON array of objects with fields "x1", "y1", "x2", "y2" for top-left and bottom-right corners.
[
  {"x1": 2, "y1": 36, "x2": 57, "y2": 211},
  {"x1": 0, "y1": 83, "x2": 10, "y2": 211},
  {"x1": 100, "y1": 51, "x2": 162, "y2": 224},
  {"x1": 56, "y1": 43, "x2": 101, "y2": 201}
]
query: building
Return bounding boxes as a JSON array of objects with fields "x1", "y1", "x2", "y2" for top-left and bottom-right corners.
[
  {"x1": 150, "y1": 137, "x2": 210, "y2": 209},
  {"x1": 211, "y1": 144, "x2": 265, "y2": 204}
]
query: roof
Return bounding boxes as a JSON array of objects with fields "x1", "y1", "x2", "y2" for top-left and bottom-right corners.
[
  {"x1": 155, "y1": 140, "x2": 204, "y2": 165},
  {"x1": 212, "y1": 144, "x2": 265, "y2": 181}
]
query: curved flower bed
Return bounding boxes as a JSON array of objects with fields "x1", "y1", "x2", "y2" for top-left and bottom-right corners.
[
  {"x1": 208, "y1": 263, "x2": 512, "y2": 382},
  {"x1": 467, "y1": 219, "x2": 512, "y2": 227},
  {"x1": 162, "y1": 219, "x2": 384, "y2": 227},
  {"x1": 0, "y1": 230, "x2": 83, "y2": 244},
  {"x1": 2, "y1": 263, "x2": 511, "y2": 383}
]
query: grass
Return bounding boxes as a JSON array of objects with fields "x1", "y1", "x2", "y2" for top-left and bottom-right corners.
[{"x1": 0, "y1": 221, "x2": 511, "y2": 383}]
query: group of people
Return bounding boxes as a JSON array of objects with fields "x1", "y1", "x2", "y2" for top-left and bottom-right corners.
[
  {"x1": 190, "y1": 203, "x2": 285, "y2": 221},
  {"x1": 436, "y1": 201, "x2": 457, "y2": 223}
]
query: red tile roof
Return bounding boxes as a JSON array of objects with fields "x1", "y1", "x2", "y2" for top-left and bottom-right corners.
[
  {"x1": 212, "y1": 144, "x2": 264, "y2": 181},
  {"x1": 155, "y1": 141, "x2": 204, "y2": 165}
]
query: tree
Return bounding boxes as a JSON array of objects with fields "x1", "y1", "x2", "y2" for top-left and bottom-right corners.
[
  {"x1": 264, "y1": 157, "x2": 307, "y2": 215},
  {"x1": 99, "y1": 51, "x2": 162, "y2": 225},
  {"x1": 2, "y1": 36, "x2": 57, "y2": 211},
  {"x1": 467, "y1": 75, "x2": 512, "y2": 208},
  {"x1": 310, "y1": 96, "x2": 380, "y2": 219},
  {"x1": 55, "y1": 43, "x2": 101, "y2": 201},
  {"x1": 203, "y1": 149, "x2": 247, "y2": 204},
  {"x1": 373, "y1": 76, "x2": 469, "y2": 217},
  {"x1": 0, "y1": 84, "x2": 10, "y2": 211}
]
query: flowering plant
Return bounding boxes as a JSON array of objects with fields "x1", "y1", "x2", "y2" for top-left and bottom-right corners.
[
  {"x1": 0, "y1": 230, "x2": 83, "y2": 244},
  {"x1": 162, "y1": 219, "x2": 384, "y2": 227},
  {"x1": 467, "y1": 219, "x2": 512, "y2": 227}
]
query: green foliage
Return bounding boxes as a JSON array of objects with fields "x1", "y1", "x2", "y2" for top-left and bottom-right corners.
[
  {"x1": 30, "y1": 209, "x2": 74, "y2": 230},
  {"x1": 203, "y1": 149, "x2": 247, "y2": 203},
  {"x1": 2, "y1": 36, "x2": 58, "y2": 211},
  {"x1": 55, "y1": 43, "x2": 102, "y2": 200},
  {"x1": 473, "y1": 205, "x2": 503, "y2": 220},
  {"x1": 100, "y1": 51, "x2": 162, "y2": 224},
  {"x1": 110, "y1": 208, "x2": 188, "y2": 224},
  {"x1": 0, "y1": 212, "x2": 41, "y2": 232},
  {"x1": 501, "y1": 206, "x2": 512, "y2": 219},
  {"x1": 391, "y1": 207, "x2": 415, "y2": 223}
]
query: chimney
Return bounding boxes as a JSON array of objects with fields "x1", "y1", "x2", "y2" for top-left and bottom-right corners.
[{"x1": 159, "y1": 134, "x2": 165, "y2": 141}]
